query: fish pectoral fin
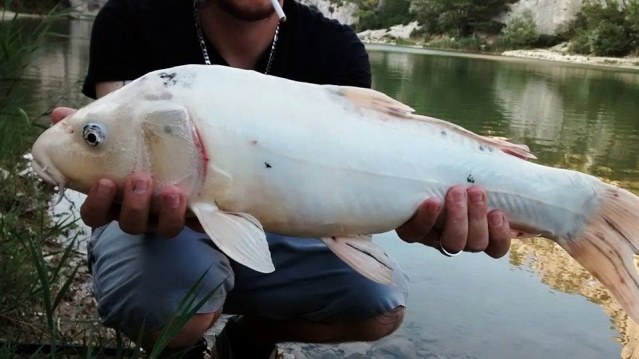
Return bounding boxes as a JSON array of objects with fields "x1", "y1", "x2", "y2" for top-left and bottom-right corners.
[
  {"x1": 190, "y1": 202, "x2": 275, "y2": 273},
  {"x1": 321, "y1": 235, "x2": 394, "y2": 285},
  {"x1": 140, "y1": 103, "x2": 203, "y2": 186}
]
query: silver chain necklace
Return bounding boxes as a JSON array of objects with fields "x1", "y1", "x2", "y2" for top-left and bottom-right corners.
[{"x1": 193, "y1": 0, "x2": 280, "y2": 74}]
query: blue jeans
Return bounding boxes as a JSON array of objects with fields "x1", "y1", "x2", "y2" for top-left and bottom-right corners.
[{"x1": 88, "y1": 222, "x2": 410, "y2": 339}]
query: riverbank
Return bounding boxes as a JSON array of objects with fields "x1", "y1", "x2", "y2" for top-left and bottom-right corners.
[
  {"x1": 0, "y1": 9, "x2": 42, "y2": 20},
  {"x1": 361, "y1": 38, "x2": 639, "y2": 72},
  {"x1": 501, "y1": 48, "x2": 639, "y2": 71},
  {"x1": 357, "y1": 21, "x2": 639, "y2": 71}
]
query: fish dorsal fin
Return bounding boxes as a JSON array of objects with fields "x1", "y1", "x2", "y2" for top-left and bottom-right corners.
[
  {"x1": 334, "y1": 86, "x2": 415, "y2": 118},
  {"x1": 333, "y1": 86, "x2": 536, "y2": 160},
  {"x1": 414, "y1": 115, "x2": 537, "y2": 160},
  {"x1": 190, "y1": 202, "x2": 275, "y2": 273},
  {"x1": 321, "y1": 234, "x2": 394, "y2": 285}
]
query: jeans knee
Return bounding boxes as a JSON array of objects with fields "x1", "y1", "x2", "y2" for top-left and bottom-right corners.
[
  {"x1": 141, "y1": 311, "x2": 220, "y2": 351},
  {"x1": 356, "y1": 306, "x2": 406, "y2": 341}
]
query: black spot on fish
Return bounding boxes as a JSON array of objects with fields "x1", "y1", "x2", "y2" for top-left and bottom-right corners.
[
  {"x1": 479, "y1": 145, "x2": 485, "y2": 151},
  {"x1": 159, "y1": 72, "x2": 178, "y2": 87},
  {"x1": 144, "y1": 92, "x2": 173, "y2": 101},
  {"x1": 441, "y1": 130, "x2": 447, "y2": 136},
  {"x1": 164, "y1": 125, "x2": 173, "y2": 134},
  {"x1": 265, "y1": 162, "x2": 272, "y2": 169},
  {"x1": 467, "y1": 174, "x2": 475, "y2": 183}
]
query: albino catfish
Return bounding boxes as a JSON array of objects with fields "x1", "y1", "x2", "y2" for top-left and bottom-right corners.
[{"x1": 30, "y1": 64, "x2": 639, "y2": 323}]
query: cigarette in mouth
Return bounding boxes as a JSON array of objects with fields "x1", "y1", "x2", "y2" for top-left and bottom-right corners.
[{"x1": 271, "y1": 0, "x2": 286, "y2": 22}]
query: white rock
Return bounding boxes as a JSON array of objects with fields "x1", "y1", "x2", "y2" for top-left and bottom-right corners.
[
  {"x1": 498, "y1": 0, "x2": 585, "y2": 35},
  {"x1": 358, "y1": 21, "x2": 422, "y2": 44}
]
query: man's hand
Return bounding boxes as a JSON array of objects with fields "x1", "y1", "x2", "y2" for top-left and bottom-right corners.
[
  {"x1": 51, "y1": 107, "x2": 194, "y2": 238},
  {"x1": 396, "y1": 186, "x2": 512, "y2": 259}
]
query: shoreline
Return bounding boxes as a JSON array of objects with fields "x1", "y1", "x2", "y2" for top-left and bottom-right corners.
[
  {"x1": 363, "y1": 40, "x2": 639, "y2": 72},
  {"x1": 501, "y1": 48, "x2": 639, "y2": 71}
]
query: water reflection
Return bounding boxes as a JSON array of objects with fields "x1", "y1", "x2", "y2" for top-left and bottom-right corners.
[
  {"x1": 369, "y1": 45, "x2": 639, "y2": 194},
  {"x1": 20, "y1": 18, "x2": 93, "y2": 122},
  {"x1": 510, "y1": 239, "x2": 639, "y2": 359},
  {"x1": 369, "y1": 45, "x2": 639, "y2": 358}
]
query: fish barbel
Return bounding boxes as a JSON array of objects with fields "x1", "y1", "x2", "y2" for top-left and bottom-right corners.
[{"x1": 30, "y1": 64, "x2": 639, "y2": 323}]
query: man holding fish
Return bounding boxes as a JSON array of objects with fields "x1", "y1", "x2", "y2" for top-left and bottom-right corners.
[{"x1": 49, "y1": 0, "x2": 513, "y2": 357}]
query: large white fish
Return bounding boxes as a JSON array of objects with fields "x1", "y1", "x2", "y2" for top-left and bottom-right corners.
[{"x1": 31, "y1": 64, "x2": 639, "y2": 323}]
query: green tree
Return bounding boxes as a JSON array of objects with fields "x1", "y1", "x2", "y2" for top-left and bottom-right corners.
[
  {"x1": 560, "y1": 0, "x2": 638, "y2": 56},
  {"x1": 410, "y1": 0, "x2": 514, "y2": 37},
  {"x1": 589, "y1": 22, "x2": 630, "y2": 56},
  {"x1": 501, "y1": 9, "x2": 539, "y2": 48},
  {"x1": 627, "y1": 0, "x2": 639, "y2": 53},
  {"x1": 350, "y1": 0, "x2": 413, "y2": 31}
]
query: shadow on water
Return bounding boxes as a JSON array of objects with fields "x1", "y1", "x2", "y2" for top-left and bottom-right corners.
[{"x1": 368, "y1": 46, "x2": 639, "y2": 358}]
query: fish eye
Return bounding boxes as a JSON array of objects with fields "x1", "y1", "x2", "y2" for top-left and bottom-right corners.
[{"x1": 82, "y1": 123, "x2": 106, "y2": 147}]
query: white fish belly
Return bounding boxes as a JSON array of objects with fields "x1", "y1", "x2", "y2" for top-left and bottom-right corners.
[{"x1": 170, "y1": 66, "x2": 600, "y2": 239}]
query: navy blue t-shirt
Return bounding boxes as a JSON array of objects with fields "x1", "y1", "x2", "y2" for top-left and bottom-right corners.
[{"x1": 82, "y1": 0, "x2": 371, "y2": 99}]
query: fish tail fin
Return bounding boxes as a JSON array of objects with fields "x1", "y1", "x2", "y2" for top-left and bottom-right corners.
[{"x1": 557, "y1": 184, "x2": 639, "y2": 323}]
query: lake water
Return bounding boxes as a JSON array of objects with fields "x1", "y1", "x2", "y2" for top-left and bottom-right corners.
[{"x1": 10, "y1": 18, "x2": 639, "y2": 359}]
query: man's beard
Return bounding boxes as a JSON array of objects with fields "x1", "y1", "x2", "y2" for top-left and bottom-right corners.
[{"x1": 215, "y1": 0, "x2": 275, "y2": 21}]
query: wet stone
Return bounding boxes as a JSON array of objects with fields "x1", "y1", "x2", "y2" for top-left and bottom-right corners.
[{"x1": 372, "y1": 336, "x2": 419, "y2": 358}]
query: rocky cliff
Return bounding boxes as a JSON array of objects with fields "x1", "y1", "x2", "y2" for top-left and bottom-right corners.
[
  {"x1": 500, "y1": 0, "x2": 586, "y2": 35},
  {"x1": 297, "y1": 0, "x2": 358, "y2": 25}
]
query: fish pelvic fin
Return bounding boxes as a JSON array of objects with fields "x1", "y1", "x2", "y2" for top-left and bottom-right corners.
[
  {"x1": 556, "y1": 184, "x2": 639, "y2": 324},
  {"x1": 190, "y1": 202, "x2": 275, "y2": 273},
  {"x1": 321, "y1": 235, "x2": 394, "y2": 285}
]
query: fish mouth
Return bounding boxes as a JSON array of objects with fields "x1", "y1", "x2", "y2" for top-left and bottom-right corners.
[
  {"x1": 31, "y1": 157, "x2": 63, "y2": 186},
  {"x1": 30, "y1": 157, "x2": 67, "y2": 205}
]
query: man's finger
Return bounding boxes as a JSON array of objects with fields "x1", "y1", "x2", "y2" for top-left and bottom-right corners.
[
  {"x1": 485, "y1": 211, "x2": 512, "y2": 258},
  {"x1": 80, "y1": 179, "x2": 117, "y2": 228},
  {"x1": 51, "y1": 107, "x2": 77, "y2": 124},
  {"x1": 118, "y1": 174, "x2": 153, "y2": 235},
  {"x1": 440, "y1": 186, "x2": 468, "y2": 253},
  {"x1": 465, "y1": 187, "x2": 489, "y2": 252},
  {"x1": 396, "y1": 197, "x2": 442, "y2": 243},
  {"x1": 156, "y1": 187, "x2": 187, "y2": 239}
]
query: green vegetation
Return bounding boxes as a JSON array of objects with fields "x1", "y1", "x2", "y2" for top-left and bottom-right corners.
[
  {"x1": 348, "y1": 0, "x2": 638, "y2": 58},
  {"x1": 500, "y1": 9, "x2": 538, "y2": 48},
  {"x1": 1, "y1": 3, "x2": 222, "y2": 357},
  {"x1": 556, "y1": 0, "x2": 639, "y2": 56},
  {"x1": 409, "y1": 0, "x2": 514, "y2": 37},
  {"x1": 348, "y1": 0, "x2": 414, "y2": 32},
  {"x1": 0, "y1": 0, "x2": 69, "y2": 15}
]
